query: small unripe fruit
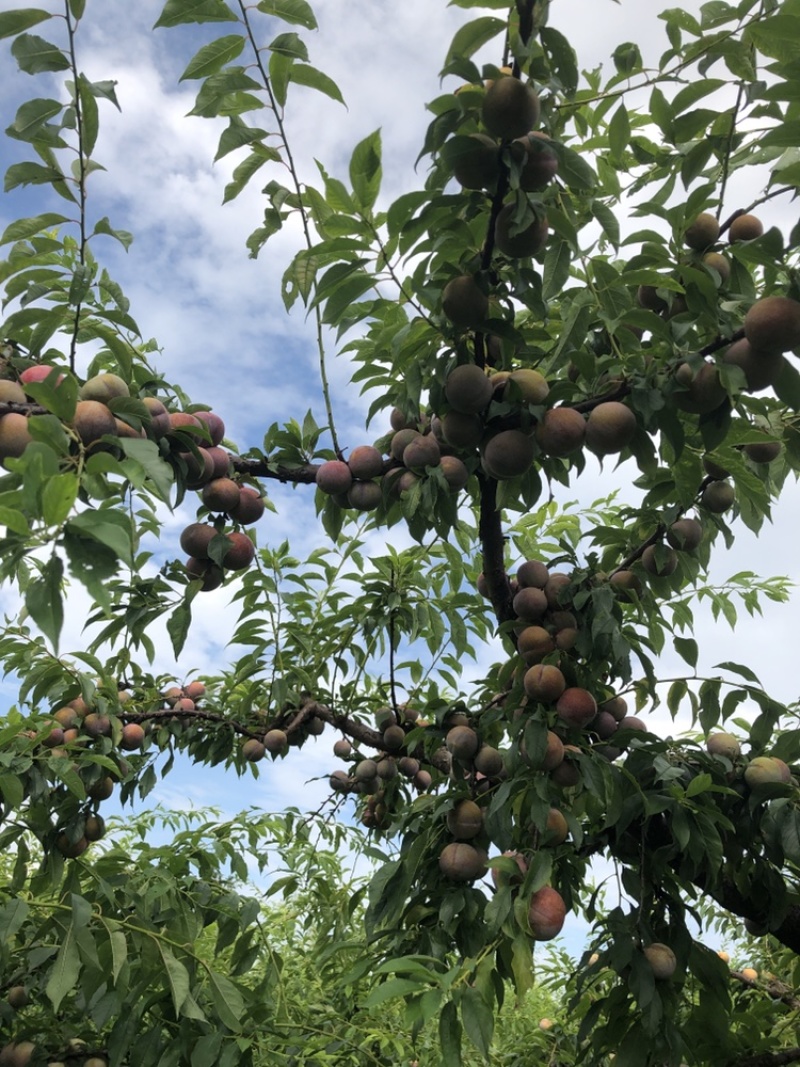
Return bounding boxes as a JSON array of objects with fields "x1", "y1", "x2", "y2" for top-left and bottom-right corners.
[
  {"x1": 701, "y1": 480, "x2": 735, "y2": 514},
  {"x1": 264, "y1": 729, "x2": 289, "y2": 754},
  {"x1": 706, "y1": 732, "x2": 740, "y2": 760},
  {"x1": 729, "y1": 214, "x2": 763, "y2": 242},
  {"x1": 666, "y1": 518, "x2": 702, "y2": 552},
  {"x1": 684, "y1": 212, "x2": 720, "y2": 250},
  {"x1": 482, "y1": 77, "x2": 540, "y2": 140}
]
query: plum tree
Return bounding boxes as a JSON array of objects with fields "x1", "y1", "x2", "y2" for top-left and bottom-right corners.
[{"x1": 2, "y1": 2, "x2": 800, "y2": 1067}]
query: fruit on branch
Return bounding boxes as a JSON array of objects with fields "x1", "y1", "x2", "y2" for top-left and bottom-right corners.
[
  {"x1": 702, "y1": 455, "x2": 729, "y2": 479},
  {"x1": 513, "y1": 131, "x2": 558, "y2": 191},
  {"x1": 535, "y1": 407, "x2": 586, "y2": 457},
  {"x1": 329, "y1": 770, "x2": 349, "y2": 792},
  {"x1": 641, "y1": 544, "x2": 678, "y2": 577},
  {"x1": 666, "y1": 517, "x2": 703, "y2": 551},
  {"x1": 744, "y1": 296, "x2": 800, "y2": 353},
  {"x1": 518, "y1": 559, "x2": 549, "y2": 588},
  {"x1": 120, "y1": 723, "x2": 145, "y2": 750},
  {"x1": 684, "y1": 212, "x2": 720, "y2": 250},
  {"x1": 440, "y1": 411, "x2": 484, "y2": 448},
  {"x1": 584, "y1": 402, "x2": 636, "y2": 456},
  {"x1": 491, "y1": 850, "x2": 528, "y2": 888},
  {"x1": 644, "y1": 942, "x2": 677, "y2": 979},
  {"x1": 494, "y1": 203, "x2": 548, "y2": 258},
  {"x1": 482, "y1": 76, "x2": 540, "y2": 140},
  {"x1": 502, "y1": 368, "x2": 550, "y2": 404},
  {"x1": 20, "y1": 364, "x2": 64, "y2": 387},
  {"x1": 729, "y1": 214, "x2": 764, "y2": 242},
  {"x1": 700, "y1": 480, "x2": 735, "y2": 514},
  {"x1": 333, "y1": 739, "x2": 351, "y2": 759},
  {"x1": 706, "y1": 732, "x2": 741, "y2": 759},
  {"x1": 347, "y1": 480, "x2": 382, "y2": 510},
  {"x1": 316, "y1": 460, "x2": 353, "y2": 495},
  {"x1": 56, "y1": 832, "x2": 89, "y2": 858},
  {"x1": 0, "y1": 1041, "x2": 36, "y2": 1066},
  {"x1": 592, "y1": 711, "x2": 618, "y2": 740},
  {"x1": 440, "y1": 454, "x2": 470, "y2": 489},
  {"x1": 390, "y1": 428, "x2": 422, "y2": 462},
  {"x1": 618, "y1": 715, "x2": 647, "y2": 733},
  {"x1": 527, "y1": 885, "x2": 567, "y2": 940},
  {"x1": 79, "y1": 372, "x2": 129, "y2": 402},
  {"x1": 229, "y1": 485, "x2": 265, "y2": 524},
  {"x1": 452, "y1": 133, "x2": 500, "y2": 189},
  {"x1": 5, "y1": 986, "x2": 28, "y2": 1010},
  {"x1": 0, "y1": 413, "x2": 33, "y2": 461},
  {"x1": 193, "y1": 409, "x2": 225, "y2": 446},
  {"x1": 202, "y1": 477, "x2": 241, "y2": 514},
  {"x1": 84, "y1": 815, "x2": 106, "y2": 842},
  {"x1": 142, "y1": 396, "x2": 170, "y2": 437},
  {"x1": 609, "y1": 569, "x2": 643, "y2": 600},
  {"x1": 744, "y1": 917, "x2": 769, "y2": 937},
  {"x1": 403, "y1": 433, "x2": 441, "y2": 469},
  {"x1": 637, "y1": 284, "x2": 668, "y2": 313},
  {"x1": 702, "y1": 252, "x2": 731, "y2": 284},
  {"x1": 383, "y1": 724, "x2": 405, "y2": 752},
  {"x1": 544, "y1": 807, "x2": 569, "y2": 845},
  {"x1": 83, "y1": 713, "x2": 111, "y2": 738},
  {"x1": 722, "y1": 338, "x2": 784, "y2": 393},
  {"x1": 513, "y1": 585, "x2": 547, "y2": 621},
  {"x1": 185, "y1": 557, "x2": 224, "y2": 591},
  {"x1": 482, "y1": 428, "x2": 535, "y2": 479},
  {"x1": 743, "y1": 755, "x2": 792, "y2": 788},
  {"x1": 544, "y1": 572, "x2": 571, "y2": 609},
  {"x1": 444, "y1": 364, "x2": 493, "y2": 414},
  {"x1": 264, "y1": 729, "x2": 288, "y2": 755},
  {"x1": 474, "y1": 745, "x2": 504, "y2": 777},
  {"x1": 517, "y1": 625, "x2": 556, "y2": 663},
  {"x1": 446, "y1": 725, "x2": 479, "y2": 760},
  {"x1": 744, "y1": 439, "x2": 781, "y2": 463},
  {"x1": 556, "y1": 687, "x2": 598, "y2": 729},
  {"x1": 442, "y1": 275, "x2": 489, "y2": 329},
  {"x1": 439, "y1": 842, "x2": 487, "y2": 882},
  {"x1": 72, "y1": 400, "x2": 117, "y2": 446},
  {"x1": 599, "y1": 695, "x2": 627, "y2": 722},
  {"x1": 446, "y1": 799, "x2": 484, "y2": 839},
  {"x1": 222, "y1": 532, "x2": 256, "y2": 570},
  {"x1": 348, "y1": 444, "x2": 384, "y2": 479},
  {"x1": 674, "y1": 362, "x2": 726, "y2": 414},
  {"x1": 524, "y1": 663, "x2": 566, "y2": 702},
  {"x1": 741, "y1": 967, "x2": 759, "y2": 981},
  {"x1": 0, "y1": 379, "x2": 27, "y2": 403},
  {"x1": 355, "y1": 758, "x2": 379, "y2": 782}
]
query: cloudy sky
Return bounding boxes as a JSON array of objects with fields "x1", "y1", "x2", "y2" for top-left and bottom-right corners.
[{"x1": 0, "y1": 0, "x2": 796, "y2": 960}]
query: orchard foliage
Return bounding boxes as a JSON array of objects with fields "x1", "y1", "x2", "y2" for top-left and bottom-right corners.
[{"x1": 2, "y1": 0, "x2": 800, "y2": 1065}]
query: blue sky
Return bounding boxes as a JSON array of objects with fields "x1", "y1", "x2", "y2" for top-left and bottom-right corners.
[{"x1": 1, "y1": 0, "x2": 798, "y2": 962}]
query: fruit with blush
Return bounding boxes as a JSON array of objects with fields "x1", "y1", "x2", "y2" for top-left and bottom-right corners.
[
  {"x1": 527, "y1": 885, "x2": 567, "y2": 940},
  {"x1": 442, "y1": 275, "x2": 489, "y2": 329}
]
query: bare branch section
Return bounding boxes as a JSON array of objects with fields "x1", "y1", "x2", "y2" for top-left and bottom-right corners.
[{"x1": 729, "y1": 1048, "x2": 800, "y2": 1067}]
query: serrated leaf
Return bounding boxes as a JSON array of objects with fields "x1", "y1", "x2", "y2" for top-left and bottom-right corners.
[
  {"x1": 445, "y1": 16, "x2": 505, "y2": 63},
  {"x1": 154, "y1": 0, "x2": 237, "y2": 27},
  {"x1": 46, "y1": 922, "x2": 80, "y2": 1010},
  {"x1": 289, "y1": 63, "x2": 344, "y2": 105},
  {"x1": 256, "y1": 0, "x2": 317, "y2": 29},
  {"x1": 208, "y1": 971, "x2": 245, "y2": 1031},
  {"x1": 1, "y1": 212, "x2": 69, "y2": 245},
  {"x1": 268, "y1": 31, "x2": 308, "y2": 60},
  {"x1": 157, "y1": 943, "x2": 191, "y2": 1015},
  {"x1": 10, "y1": 31, "x2": 67, "y2": 73},
  {"x1": 180, "y1": 34, "x2": 245, "y2": 80},
  {"x1": 349, "y1": 128, "x2": 381, "y2": 213},
  {"x1": 26, "y1": 554, "x2": 64, "y2": 649},
  {"x1": 0, "y1": 9, "x2": 51, "y2": 39}
]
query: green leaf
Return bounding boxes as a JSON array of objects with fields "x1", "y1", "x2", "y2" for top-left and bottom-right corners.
[
  {"x1": 686, "y1": 772, "x2": 714, "y2": 797},
  {"x1": 77, "y1": 74, "x2": 100, "y2": 157},
  {"x1": 214, "y1": 120, "x2": 268, "y2": 162},
  {"x1": 0, "y1": 898, "x2": 29, "y2": 942},
  {"x1": 256, "y1": 0, "x2": 317, "y2": 29},
  {"x1": 542, "y1": 239, "x2": 571, "y2": 300},
  {"x1": 289, "y1": 63, "x2": 345, "y2": 105},
  {"x1": 439, "y1": 1000, "x2": 462, "y2": 1066},
  {"x1": 349, "y1": 129, "x2": 382, "y2": 213},
  {"x1": 46, "y1": 922, "x2": 80, "y2": 1011},
  {"x1": 674, "y1": 636, "x2": 698, "y2": 669},
  {"x1": 167, "y1": 600, "x2": 193, "y2": 659},
  {"x1": 41, "y1": 473, "x2": 78, "y2": 527},
  {"x1": 154, "y1": 0, "x2": 238, "y2": 27},
  {"x1": 26, "y1": 554, "x2": 64, "y2": 649},
  {"x1": 445, "y1": 16, "x2": 505, "y2": 63},
  {"x1": 92, "y1": 216, "x2": 134, "y2": 250},
  {"x1": 180, "y1": 34, "x2": 245, "y2": 80},
  {"x1": 157, "y1": 944, "x2": 191, "y2": 1016},
  {"x1": 268, "y1": 31, "x2": 308, "y2": 60},
  {"x1": 10, "y1": 32, "x2": 69, "y2": 74},
  {"x1": 462, "y1": 985, "x2": 494, "y2": 1059},
  {"x1": 9, "y1": 96, "x2": 62, "y2": 140},
  {"x1": 0, "y1": 9, "x2": 51, "y2": 39},
  {"x1": 1, "y1": 212, "x2": 69, "y2": 245},
  {"x1": 68, "y1": 0, "x2": 86, "y2": 16},
  {"x1": 4, "y1": 161, "x2": 66, "y2": 193},
  {"x1": 549, "y1": 140, "x2": 596, "y2": 191},
  {"x1": 222, "y1": 144, "x2": 280, "y2": 203},
  {"x1": 608, "y1": 102, "x2": 630, "y2": 163},
  {"x1": 773, "y1": 356, "x2": 800, "y2": 411},
  {"x1": 66, "y1": 510, "x2": 134, "y2": 566},
  {"x1": 208, "y1": 971, "x2": 245, "y2": 1031},
  {"x1": 540, "y1": 26, "x2": 578, "y2": 95}
]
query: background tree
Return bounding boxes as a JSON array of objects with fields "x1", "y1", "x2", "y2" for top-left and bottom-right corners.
[{"x1": 2, "y1": 0, "x2": 800, "y2": 1065}]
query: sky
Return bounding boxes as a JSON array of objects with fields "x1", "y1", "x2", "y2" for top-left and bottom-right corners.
[{"x1": 0, "y1": 0, "x2": 796, "y2": 962}]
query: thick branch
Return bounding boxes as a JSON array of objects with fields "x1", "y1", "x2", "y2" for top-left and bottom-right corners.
[{"x1": 730, "y1": 1049, "x2": 800, "y2": 1067}]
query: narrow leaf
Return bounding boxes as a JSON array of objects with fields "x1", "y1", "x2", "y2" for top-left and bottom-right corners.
[
  {"x1": 180, "y1": 34, "x2": 245, "y2": 80},
  {"x1": 256, "y1": 0, "x2": 317, "y2": 29},
  {"x1": 46, "y1": 922, "x2": 80, "y2": 1011},
  {"x1": 0, "y1": 9, "x2": 51, "y2": 39}
]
